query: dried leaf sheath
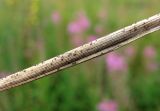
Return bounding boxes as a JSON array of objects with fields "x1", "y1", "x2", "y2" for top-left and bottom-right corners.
[{"x1": 0, "y1": 13, "x2": 160, "y2": 91}]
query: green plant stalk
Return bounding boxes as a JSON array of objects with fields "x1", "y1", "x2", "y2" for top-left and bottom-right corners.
[{"x1": 0, "y1": 13, "x2": 160, "y2": 91}]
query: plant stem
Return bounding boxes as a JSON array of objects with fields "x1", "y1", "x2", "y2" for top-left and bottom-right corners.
[{"x1": 0, "y1": 13, "x2": 160, "y2": 91}]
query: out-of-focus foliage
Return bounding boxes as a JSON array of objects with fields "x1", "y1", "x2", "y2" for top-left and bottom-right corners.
[{"x1": 0, "y1": 0, "x2": 160, "y2": 111}]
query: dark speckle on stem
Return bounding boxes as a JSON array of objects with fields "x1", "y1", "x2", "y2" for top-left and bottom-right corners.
[
  {"x1": 134, "y1": 26, "x2": 137, "y2": 31},
  {"x1": 72, "y1": 62, "x2": 77, "y2": 65},
  {"x1": 90, "y1": 42, "x2": 93, "y2": 45},
  {"x1": 73, "y1": 53, "x2": 77, "y2": 56}
]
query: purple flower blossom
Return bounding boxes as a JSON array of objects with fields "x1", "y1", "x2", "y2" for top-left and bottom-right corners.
[
  {"x1": 71, "y1": 36, "x2": 83, "y2": 47},
  {"x1": 68, "y1": 21, "x2": 82, "y2": 34},
  {"x1": 51, "y1": 11, "x2": 61, "y2": 24},
  {"x1": 98, "y1": 100, "x2": 118, "y2": 111},
  {"x1": 106, "y1": 52, "x2": 127, "y2": 72},
  {"x1": 0, "y1": 72, "x2": 10, "y2": 78},
  {"x1": 143, "y1": 46, "x2": 158, "y2": 72},
  {"x1": 87, "y1": 35, "x2": 97, "y2": 42},
  {"x1": 67, "y1": 11, "x2": 90, "y2": 34},
  {"x1": 146, "y1": 62, "x2": 158, "y2": 72},
  {"x1": 98, "y1": 9, "x2": 107, "y2": 21},
  {"x1": 95, "y1": 25, "x2": 104, "y2": 34},
  {"x1": 77, "y1": 12, "x2": 90, "y2": 30},
  {"x1": 124, "y1": 46, "x2": 136, "y2": 57},
  {"x1": 143, "y1": 46, "x2": 156, "y2": 59}
]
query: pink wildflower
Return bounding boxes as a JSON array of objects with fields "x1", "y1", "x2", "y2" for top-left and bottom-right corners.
[
  {"x1": 146, "y1": 62, "x2": 158, "y2": 71},
  {"x1": 71, "y1": 36, "x2": 83, "y2": 47},
  {"x1": 67, "y1": 11, "x2": 90, "y2": 34},
  {"x1": 87, "y1": 35, "x2": 97, "y2": 42},
  {"x1": 143, "y1": 46, "x2": 156, "y2": 59},
  {"x1": 68, "y1": 21, "x2": 82, "y2": 34},
  {"x1": 98, "y1": 100, "x2": 118, "y2": 111},
  {"x1": 143, "y1": 46, "x2": 158, "y2": 72},
  {"x1": 77, "y1": 12, "x2": 90, "y2": 30},
  {"x1": 98, "y1": 9, "x2": 107, "y2": 20},
  {"x1": 95, "y1": 25, "x2": 104, "y2": 34},
  {"x1": 106, "y1": 52, "x2": 127, "y2": 72},
  {"x1": 51, "y1": 11, "x2": 61, "y2": 24},
  {"x1": 124, "y1": 46, "x2": 136, "y2": 57}
]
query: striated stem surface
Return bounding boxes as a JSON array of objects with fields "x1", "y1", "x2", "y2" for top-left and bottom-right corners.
[{"x1": 0, "y1": 13, "x2": 160, "y2": 91}]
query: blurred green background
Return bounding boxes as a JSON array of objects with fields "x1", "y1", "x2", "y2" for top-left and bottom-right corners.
[{"x1": 0, "y1": 0, "x2": 160, "y2": 111}]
